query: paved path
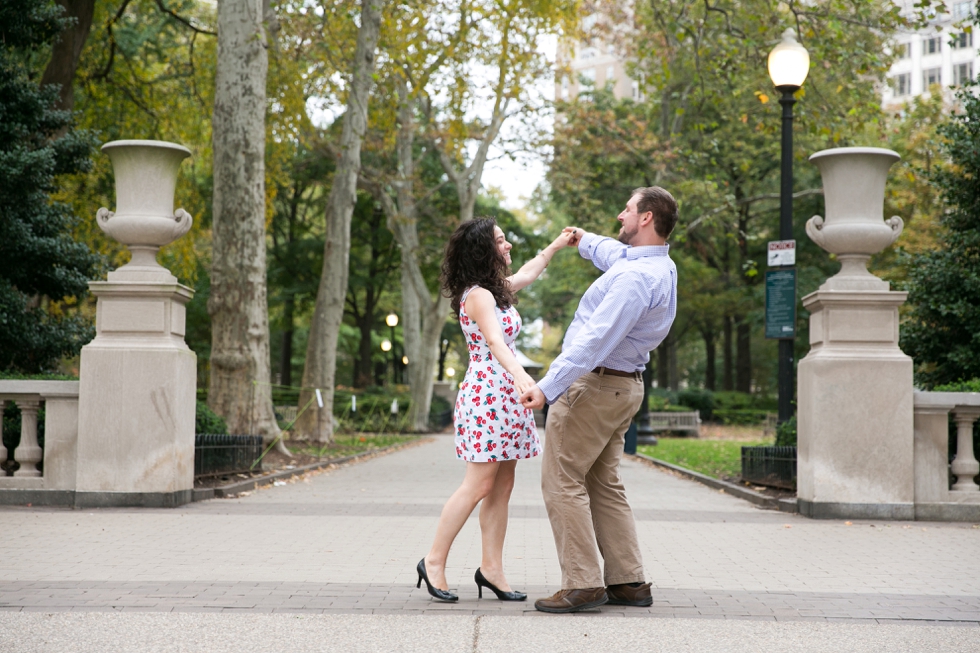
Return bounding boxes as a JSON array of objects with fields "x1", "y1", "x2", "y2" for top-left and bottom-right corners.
[{"x1": 1, "y1": 433, "x2": 979, "y2": 651}]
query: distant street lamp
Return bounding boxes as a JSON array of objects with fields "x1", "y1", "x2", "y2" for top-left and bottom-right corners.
[
  {"x1": 385, "y1": 313, "x2": 399, "y2": 384},
  {"x1": 768, "y1": 28, "x2": 810, "y2": 425}
]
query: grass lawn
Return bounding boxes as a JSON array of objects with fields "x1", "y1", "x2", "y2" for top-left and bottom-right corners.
[
  {"x1": 286, "y1": 433, "x2": 416, "y2": 459},
  {"x1": 637, "y1": 438, "x2": 769, "y2": 480}
]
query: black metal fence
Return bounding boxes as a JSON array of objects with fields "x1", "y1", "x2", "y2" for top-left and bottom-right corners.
[
  {"x1": 741, "y1": 445, "x2": 797, "y2": 490},
  {"x1": 195, "y1": 434, "x2": 263, "y2": 477}
]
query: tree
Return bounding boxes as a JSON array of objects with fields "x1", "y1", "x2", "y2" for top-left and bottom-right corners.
[
  {"x1": 361, "y1": 0, "x2": 575, "y2": 431},
  {"x1": 40, "y1": 0, "x2": 96, "y2": 112},
  {"x1": 209, "y1": 0, "x2": 279, "y2": 443},
  {"x1": 295, "y1": 0, "x2": 384, "y2": 441},
  {"x1": 0, "y1": 0, "x2": 101, "y2": 372},
  {"x1": 900, "y1": 86, "x2": 980, "y2": 388}
]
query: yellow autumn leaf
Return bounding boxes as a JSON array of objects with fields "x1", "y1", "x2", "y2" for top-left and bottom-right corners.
[
  {"x1": 740, "y1": 114, "x2": 748, "y2": 123},
  {"x1": 758, "y1": 93, "x2": 769, "y2": 104}
]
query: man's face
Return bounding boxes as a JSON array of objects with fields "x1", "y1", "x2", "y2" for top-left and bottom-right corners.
[{"x1": 617, "y1": 194, "x2": 646, "y2": 245}]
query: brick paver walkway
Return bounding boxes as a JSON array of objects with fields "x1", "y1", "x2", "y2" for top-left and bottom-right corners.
[{"x1": 2, "y1": 433, "x2": 978, "y2": 622}]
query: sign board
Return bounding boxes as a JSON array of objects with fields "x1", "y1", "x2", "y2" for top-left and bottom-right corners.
[
  {"x1": 765, "y1": 269, "x2": 796, "y2": 339},
  {"x1": 767, "y1": 239, "x2": 796, "y2": 267}
]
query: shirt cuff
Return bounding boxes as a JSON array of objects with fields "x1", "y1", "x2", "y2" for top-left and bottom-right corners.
[
  {"x1": 536, "y1": 377, "x2": 561, "y2": 405},
  {"x1": 578, "y1": 232, "x2": 599, "y2": 259}
]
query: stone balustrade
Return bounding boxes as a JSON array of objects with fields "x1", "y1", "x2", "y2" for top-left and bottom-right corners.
[
  {"x1": 912, "y1": 391, "x2": 980, "y2": 520},
  {"x1": 0, "y1": 380, "x2": 80, "y2": 500}
]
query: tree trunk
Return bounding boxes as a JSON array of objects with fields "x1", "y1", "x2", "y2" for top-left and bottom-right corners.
[
  {"x1": 723, "y1": 315, "x2": 734, "y2": 391},
  {"x1": 736, "y1": 318, "x2": 752, "y2": 393},
  {"x1": 294, "y1": 0, "x2": 383, "y2": 441},
  {"x1": 668, "y1": 335, "x2": 679, "y2": 391},
  {"x1": 657, "y1": 337, "x2": 669, "y2": 389},
  {"x1": 702, "y1": 327, "x2": 716, "y2": 391},
  {"x1": 209, "y1": 0, "x2": 280, "y2": 443},
  {"x1": 280, "y1": 296, "x2": 294, "y2": 388},
  {"x1": 41, "y1": 0, "x2": 96, "y2": 111}
]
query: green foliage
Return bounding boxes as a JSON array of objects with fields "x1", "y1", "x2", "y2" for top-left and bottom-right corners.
[
  {"x1": 934, "y1": 379, "x2": 980, "y2": 393},
  {"x1": 901, "y1": 87, "x2": 980, "y2": 388},
  {"x1": 638, "y1": 439, "x2": 769, "y2": 480},
  {"x1": 0, "y1": 0, "x2": 102, "y2": 373},
  {"x1": 775, "y1": 415, "x2": 797, "y2": 447},
  {"x1": 195, "y1": 401, "x2": 228, "y2": 435},
  {"x1": 713, "y1": 409, "x2": 773, "y2": 426},
  {"x1": 713, "y1": 391, "x2": 778, "y2": 411},
  {"x1": 677, "y1": 388, "x2": 715, "y2": 420}
]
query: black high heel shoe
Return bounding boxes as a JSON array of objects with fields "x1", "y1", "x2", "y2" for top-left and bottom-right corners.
[
  {"x1": 475, "y1": 568, "x2": 527, "y2": 601},
  {"x1": 417, "y1": 559, "x2": 458, "y2": 602}
]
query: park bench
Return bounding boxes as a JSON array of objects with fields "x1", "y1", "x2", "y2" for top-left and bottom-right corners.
[{"x1": 647, "y1": 411, "x2": 701, "y2": 437}]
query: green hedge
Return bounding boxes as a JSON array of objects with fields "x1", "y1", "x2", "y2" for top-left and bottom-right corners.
[{"x1": 712, "y1": 409, "x2": 772, "y2": 426}]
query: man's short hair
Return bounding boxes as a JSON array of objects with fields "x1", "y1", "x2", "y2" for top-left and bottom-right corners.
[{"x1": 632, "y1": 186, "x2": 678, "y2": 239}]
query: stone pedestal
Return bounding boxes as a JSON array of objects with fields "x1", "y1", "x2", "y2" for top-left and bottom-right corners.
[
  {"x1": 797, "y1": 290, "x2": 914, "y2": 519},
  {"x1": 74, "y1": 140, "x2": 197, "y2": 508},
  {"x1": 76, "y1": 280, "x2": 196, "y2": 507}
]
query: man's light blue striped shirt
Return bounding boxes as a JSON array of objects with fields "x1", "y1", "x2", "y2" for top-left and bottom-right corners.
[{"x1": 537, "y1": 232, "x2": 677, "y2": 404}]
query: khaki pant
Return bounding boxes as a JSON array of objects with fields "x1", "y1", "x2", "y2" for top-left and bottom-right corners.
[{"x1": 541, "y1": 371, "x2": 646, "y2": 590}]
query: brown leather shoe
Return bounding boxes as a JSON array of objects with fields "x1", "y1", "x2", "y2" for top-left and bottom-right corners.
[
  {"x1": 534, "y1": 587, "x2": 608, "y2": 613},
  {"x1": 606, "y1": 581, "x2": 653, "y2": 606}
]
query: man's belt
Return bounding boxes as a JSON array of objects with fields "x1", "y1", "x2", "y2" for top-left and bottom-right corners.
[{"x1": 592, "y1": 366, "x2": 641, "y2": 379}]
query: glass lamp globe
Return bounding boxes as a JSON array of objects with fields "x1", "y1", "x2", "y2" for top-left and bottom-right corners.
[
  {"x1": 446, "y1": 367, "x2": 455, "y2": 377},
  {"x1": 385, "y1": 313, "x2": 399, "y2": 328},
  {"x1": 381, "y1": 339, "x2": 392, "y2": 352},
  {"x1": 768, "y1": 28, "x2": 810, "y2": 90},
  {"x1": 402, "y1": 356, "x2": 409, "y2": 365}
]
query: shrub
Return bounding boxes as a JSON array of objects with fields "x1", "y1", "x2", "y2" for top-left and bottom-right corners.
[
  {"x1": 712, "y1": 409, "x2": 772, "y2": 426},
  {"x1": 775, "y1": 415, "x2": 797, "y2": 446},
  {"x1": 196, "y1": 401, "x2": 228, "y2": 435},
  {"x1": 677, "y1": 388, "x2": 714, "y2": 421}
]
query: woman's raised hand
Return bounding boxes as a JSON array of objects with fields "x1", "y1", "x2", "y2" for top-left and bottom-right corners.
[
  {"x1": 513, "y1": 370, "x2": 536, "y2": 397},
  {"x1": 561, "y1": 226, "x2": 583, "y2": 247}
]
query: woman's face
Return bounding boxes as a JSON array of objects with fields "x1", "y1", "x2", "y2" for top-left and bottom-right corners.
[{"x1": 493, "y1": 225, "x2": 512, "y2": 266}]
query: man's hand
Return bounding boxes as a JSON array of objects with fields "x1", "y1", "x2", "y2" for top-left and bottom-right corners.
[{"x1": 520, "y1": 385, "x2": 546, "y2": 410}]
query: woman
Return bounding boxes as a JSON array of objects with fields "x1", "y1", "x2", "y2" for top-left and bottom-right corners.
[{"x1": 416, "y1": 217, "x2": 577, "y2": 602}]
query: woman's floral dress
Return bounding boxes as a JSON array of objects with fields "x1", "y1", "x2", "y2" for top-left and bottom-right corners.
[{"x1": 453, "y1": 286, "x2": 541, "y2": 463}]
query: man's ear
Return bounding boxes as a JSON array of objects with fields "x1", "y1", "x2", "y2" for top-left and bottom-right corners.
[{"x1": 640, "y1": 211, "x2": 655, "y2": 227}]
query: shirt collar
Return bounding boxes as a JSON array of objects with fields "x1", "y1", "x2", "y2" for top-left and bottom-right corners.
[{"x1": 626, "y1": 244, "x2": 670, "y2": 260}]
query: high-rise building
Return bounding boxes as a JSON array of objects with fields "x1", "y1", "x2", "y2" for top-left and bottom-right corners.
[
  {"x1": 883, "y1": 1, "x2": 977, "y2": 105},
  {"x1": 556, "y1": 3, "x2": 978, "y2": 108}
]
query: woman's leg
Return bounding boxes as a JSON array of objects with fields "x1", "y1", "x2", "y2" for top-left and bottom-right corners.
[
  {"x1": 424, "y1": 461, "x2": 500, "y2": 590},
  {"x1": 478, "y1": 460, "x2": 517, "y2": 591}
]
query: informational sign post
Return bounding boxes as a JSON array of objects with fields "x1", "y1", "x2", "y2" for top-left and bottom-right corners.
[
  {"x1": 765, "y1": 269, "x2": 797, "y2": 339},
  {"x1": 767, "y1": 239, "x2": 796, "y2": 267}
]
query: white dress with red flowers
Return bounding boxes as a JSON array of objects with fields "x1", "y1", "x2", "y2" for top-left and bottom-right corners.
[{"x1": 453, "y1": 286, "x2": 541, "y2": 463}]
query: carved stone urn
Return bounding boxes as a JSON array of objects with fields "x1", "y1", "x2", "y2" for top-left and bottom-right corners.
[
  {"x1": 97, "y1": 140, "x2": 193, "y2": 282},
  {"x1": 806, "y1": 147, "x2": 903, "y2": 291}
]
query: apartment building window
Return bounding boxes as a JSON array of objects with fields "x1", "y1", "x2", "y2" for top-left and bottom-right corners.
[
  {"x1": 893, "y1": 73, "x2": 912, "y2": 96},
  {"x1": 951, "y1": 31, "x2": 974, "y2": 49},
  {"x1": 923, "y1": 67, "x2": 942, "y2": 88},
  {"x1": 580, "y1": 68, "x2": 596, "y2": 85},
  {"x1": 953, "y1": 1, "x2": 973, "y2": 19},
  {"x1": 953, "y1": 62, "x2": 974, "y2": 85},
  {"x1": 923, "y1": 36, "x2": 942, "y2": 55},
  {"x1": 895, "y1": 42, "x2": 911, "y2": 59},
  {"x1": 606, "y1": 65, "x2": 615, "y2": 84}
]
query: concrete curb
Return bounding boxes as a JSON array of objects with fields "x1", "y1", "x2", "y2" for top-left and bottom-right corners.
[
  {"x1": 629, "y1": 452, "x2": 798, "y2": 514},
  {"x1": 197, "y1": 437, "x2": 432, "y2": 500}
]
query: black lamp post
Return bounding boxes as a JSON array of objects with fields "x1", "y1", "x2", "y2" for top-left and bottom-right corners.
[
  {"x1": 385, "y1": 313, "x2": 398, "y2": 384},
  {"x1": 767, "y1": 28, "x2": 810, "y2": 425}
]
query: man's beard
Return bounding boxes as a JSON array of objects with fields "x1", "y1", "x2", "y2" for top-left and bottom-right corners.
[{"x1": 617, "y1": 225, "x2": 638, "y2": 245}]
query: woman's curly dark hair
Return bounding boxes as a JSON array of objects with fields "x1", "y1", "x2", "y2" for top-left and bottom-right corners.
[{"x1": 441, "y1": 217, "x2": 516, "y2": 319}]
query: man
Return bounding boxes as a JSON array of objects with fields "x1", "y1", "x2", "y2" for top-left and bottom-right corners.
[{"x1": 520, "y1": 186, "x2": 678, "y2": 613}]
